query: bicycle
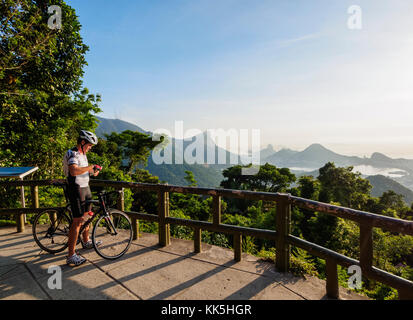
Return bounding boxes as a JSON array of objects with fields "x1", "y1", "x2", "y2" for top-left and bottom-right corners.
[{"x1": 32, "y1": 182, "x2": 133, "y2": 260}]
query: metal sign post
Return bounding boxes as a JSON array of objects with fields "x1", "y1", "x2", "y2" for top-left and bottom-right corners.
[{"x1": 0, "y1": 167, "x2": 39, "y2": 230}]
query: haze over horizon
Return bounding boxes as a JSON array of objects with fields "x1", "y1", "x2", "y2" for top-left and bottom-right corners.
[
  {"x1": 97, "y1": 116, "x2": 413, "y2": 160},
  {"x1": 68, "y1": 0, "x2": 413, "y2": 159}
]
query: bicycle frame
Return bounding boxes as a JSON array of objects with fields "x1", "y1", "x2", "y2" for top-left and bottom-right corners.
[
  {"x1": 79, "y1": 191, "x2": 121, "y2": 237},
  {"x1": 54, "y1": 183, "x2": 119, "y2": 239}
]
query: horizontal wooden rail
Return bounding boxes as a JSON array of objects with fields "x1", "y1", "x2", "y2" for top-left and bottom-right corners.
[
  {"x1": 289, "y1": 195, "x2": 413, "y2": 235},
  {"x1": 0, "y1": 207, "x2": 66, "y2": 215},
  {"x1": 165, "y1": 216, "x2": 277, "y2": 240},
  {"x1": 1, "y1": 179, "x2": 413, "y2": 299},
  {"x1": 0, "y1": 179, "x2": 286, "y2": 201},
  {"x1": 287, "y1": 234, "x2": 359, "y2": 268},
  {"x1": 125, "y1": 211, "x2": 159, "y2": 222}
]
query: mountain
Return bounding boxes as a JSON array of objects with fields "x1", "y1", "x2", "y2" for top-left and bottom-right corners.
[
  {"x1": 95, "y1": 116, "x2": 148, "y2": 137},
  {"x1": 264, "y1": 143, "x2": 363, "y2": 168},
  {"x1": 367, "y1": 175, "x2": 413, "y2": 205},
  {"x1": 259, "y1": 144, "x2": 277, "y2": 160},
  {"x1": 262, "y1": 147, "x2": 298, "y2": 164},
  {"x1": 146, "y1": 131, "x2": 243, "y2": 187}
]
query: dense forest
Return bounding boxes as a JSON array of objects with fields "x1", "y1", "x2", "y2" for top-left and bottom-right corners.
[{"x1": 1, "y1": 1, "x2": 413, "y2": 300}]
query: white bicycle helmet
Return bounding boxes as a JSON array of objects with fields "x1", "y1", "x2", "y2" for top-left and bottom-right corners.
[{"x1": 79, "y1": 130, "x2": 98, "y2": 145}]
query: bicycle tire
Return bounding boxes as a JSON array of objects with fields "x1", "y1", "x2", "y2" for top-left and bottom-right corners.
[
  {"x1": 92, "y1": 209, "x2": 133, "y2": 260},
  {"x1": 32, "y1": 209, "x2": 72, "y2": 254}
]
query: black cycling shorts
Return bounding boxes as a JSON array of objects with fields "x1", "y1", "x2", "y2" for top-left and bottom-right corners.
[{"x1": 67, "y1": 184, "x2": 92, "y2": 218}]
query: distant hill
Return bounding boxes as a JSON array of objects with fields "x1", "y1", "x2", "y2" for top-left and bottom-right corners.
[
  {"x1": 95, "y1": 116, "x2": 148, "y2": 137},
  {"x1": 367, "y1": 175, "x2": 413, "y2": 205},
  {"x1": 264, "y1": 143, "x2": 363, "y2": 168}
]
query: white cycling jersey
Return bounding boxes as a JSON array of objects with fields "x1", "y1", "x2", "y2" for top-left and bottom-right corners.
[{"x1": 63, "y1": 147, "x2": 90, "y2": 188}]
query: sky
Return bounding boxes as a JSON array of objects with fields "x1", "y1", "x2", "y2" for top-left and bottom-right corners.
[{"x1": 66, "y1": 0, "x2": 413, "y2": 158}]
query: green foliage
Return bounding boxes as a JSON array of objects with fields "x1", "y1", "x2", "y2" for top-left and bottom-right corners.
[
  {"x1": 0, "y1": 219, "x2": 16, "y2": 227},
  {"x1": 201, "y1": 231, "x2": 230, "y2": 248},
  {"x1": 184, "y1": 170, "x2": 197, "y2": 187},
  {"x1": 103, "y1": 130, "x2": 163, "y2": 174},
  {"x1": 378, "y1": 191, "x2": 406, "y2": 217},
  {"x1": 220, "y1": 163, "x2": 295, "y2": 214},
  {"x1": 169, "y1": 209, "x2": 193, "y2": 240},
  {"x1": 139, "y1": 220, "x2": 158, "y2": 234},
  {"x1": 221, "y1": 163, "x2": 295, "y2": 193},
  {"x1": 1, "y1": 1, "x2": 100, "y2": 179},
  {"x1": 318, "y1": 162, "x2": 372, "y2": 209},
  {"x1": 363, "y1": 283, "x2": 398, "y2": 300},
  {"x1": 256, "y1": 247, "x2": 318, "y2": 278}
]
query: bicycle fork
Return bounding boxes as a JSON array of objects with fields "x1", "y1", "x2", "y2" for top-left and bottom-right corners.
[{"x1": 104, "y1": 215, "x2": 118, "y2": 236}]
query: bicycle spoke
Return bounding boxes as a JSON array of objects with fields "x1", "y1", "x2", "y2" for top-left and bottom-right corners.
[
  {"x1": 33, "y1": 210, "x2": 71, "y2": 253},
  {"x1": 92, "y1": 210, "x2": 132, "y2": 260}
]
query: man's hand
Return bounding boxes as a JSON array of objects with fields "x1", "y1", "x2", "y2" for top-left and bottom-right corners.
[
  {"x1": 92, "y1": 165, "x2": 102, "y2": 177},
  {"x1": 69, "y1": 164, "x2": 95, "y2": 176}
]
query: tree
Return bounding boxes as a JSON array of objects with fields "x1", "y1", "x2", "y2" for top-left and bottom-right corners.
[
  {"x1": 1, "y1": 0, "x2": 88, "y2": 95},
  {"x1": 296, "y1": 176, "x2": 321, "y2": 240},
  {"x1": 298, "y1": 175, "x2": 319, "y2": 199},
  {"x1": 0, "y1": 1, "x2": 100, "y2": 209},
  {"x1": 318, "y1": 162, "x2": 372, "y2": 209},
  {"x1": 103, "y1": 130, "x2": 163, "y2": 175},
  {"x1": 221, "y1": 163, "x2": 295, "y2": 193},
  {"x1": 220, "y1": 163, "x2": 295, "y2": 214},
  {"x1": 0, "y1": 0, "x2": 100, "y2": 179},
  {"x1": 184, "y1": 170, "x2": 197, "y2": 187},
  {"x1": 378, "y1": 191, "x2": 405, "y2": 217}
]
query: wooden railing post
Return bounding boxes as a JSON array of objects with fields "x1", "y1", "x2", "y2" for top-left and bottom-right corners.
[
  {"x1": 275, "y1": 196, "x2": 291, "y2": 272},
  {"x1": 158, "y1": 191, "x2": 170, "y2": 246},
  {"x1": 194, "y1": 227, "x2": 202, "y2": 253},
  {"x1": 31, "y1": 185, "x2": 39, "y2": 209},
  {"x1": 117, "y1": 187, "x2": 139, "y2": 240},
  {"x1": 31, "y1": 185, "x2": 44, "y2": 225},
  {"x1": 326, "y1": 258, "x2": 339, "y2": 299},
  {"x1": 212, "y1": 195, "x2": 221, "y2": 226},
  {"x1": 359, "y1": 224, "x2": 373, "y2": 274},
  {"x1": 131, "y1": 216, "x2": 139, "y2": 240},
  {"x1": 117, "y1": 188, "x2": 125, "y2": 211},
  {"x1": 234, "y1": 232, "x2": 242, "y2": 262}
]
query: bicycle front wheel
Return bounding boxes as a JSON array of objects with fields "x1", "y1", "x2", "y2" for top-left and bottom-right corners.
[
  {"x1": 32, "y1": 209, "x2": 71, "y2": 254},
  {"x1": 92, "y1": 209, "x2": 133, "y2": 260}
]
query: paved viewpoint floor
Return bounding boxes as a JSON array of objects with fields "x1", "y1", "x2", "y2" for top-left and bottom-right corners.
[{"x1": 0, "y1": 226, "x2": 367, "y2": 300}]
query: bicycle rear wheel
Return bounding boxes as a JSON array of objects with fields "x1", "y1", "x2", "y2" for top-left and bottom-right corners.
[
  {"x1": 32, "y1": 209, "x2": 71, "y2": 254},
  {"x1": 92, "y1": 209, "x2": 133, "y2": 260}
]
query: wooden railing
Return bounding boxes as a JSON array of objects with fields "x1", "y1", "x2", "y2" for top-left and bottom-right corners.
[{"x1": 1, "y1": 179, "x2": 413, "y2": 300}]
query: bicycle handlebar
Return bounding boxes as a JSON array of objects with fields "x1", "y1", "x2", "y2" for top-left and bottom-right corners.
[
  {"x1": 93, "y1": 165, "x2": 103, "y2": 173},
  {"x1": 97, "y1": 190, "x2": 123, "y2": 197},
  {"x1": 85, "y1": 199, "x2": 100, "y2": 205}
]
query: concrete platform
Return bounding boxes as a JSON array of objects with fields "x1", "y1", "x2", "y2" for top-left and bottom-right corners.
[{"x1": 0, "y1": 226, "x2": 368, "y2": 300}]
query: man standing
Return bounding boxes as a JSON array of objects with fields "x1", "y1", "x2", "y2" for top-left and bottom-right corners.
[{"x1": 63, "y1": 130, "x2": 100, "y2": 266}]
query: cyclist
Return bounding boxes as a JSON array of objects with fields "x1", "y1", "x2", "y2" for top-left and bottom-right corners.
[{"x1": 63, "y1": 130, "x2": 101, "y2": 266}]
